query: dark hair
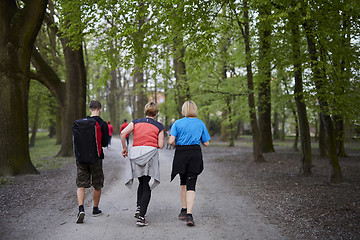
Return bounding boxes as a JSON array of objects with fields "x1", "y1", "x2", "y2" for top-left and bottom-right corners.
[
  {"x1": 89, "y1": 100, "x2": 101, "y2": 110},
  {"x1": 124, "y1": 119, "x2": 127, "y2": 122},
  {"x1": 107, "y1": 120, "x2": 111, "y2": 124}
]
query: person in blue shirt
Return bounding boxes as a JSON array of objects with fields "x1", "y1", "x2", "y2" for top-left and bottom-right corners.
[{"x1": 168, "y1": 100, "x2": 211, "y2": 227}]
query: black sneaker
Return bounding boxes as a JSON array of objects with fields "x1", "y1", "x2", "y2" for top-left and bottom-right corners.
[
  {"x1": 136, "y1": 216, "x2": 149, "y2": 226},
  {"x1": 76, "y1": 211, "x2": 85, "y2": 224},
  {"x1": 134, "y1": 206, "x2": 140, "y2": 218},
  {"x1": 186, "y1": 214, "x2": 195, "y2": 226},
  {"x1": 92, "y1": 208, "x2": 103, "y2": 217},
  {"x1": 178, "y1": 209, "x2": 186, "y2": 221}
]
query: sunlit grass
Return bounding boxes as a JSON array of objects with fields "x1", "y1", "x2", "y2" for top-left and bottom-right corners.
[{"x1": 29, "y1": 132, "x2": 73, "y2": 171}]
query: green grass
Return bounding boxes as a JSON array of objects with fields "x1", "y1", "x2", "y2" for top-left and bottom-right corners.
[
  {"x1": 29, "y1": 132, "x2": 73, "y2": 171},
  {"x1": 0, "y1": 178, "x2": 12, "y2": 185}
]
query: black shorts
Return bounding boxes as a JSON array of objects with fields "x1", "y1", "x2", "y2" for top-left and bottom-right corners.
[
  {"x1": 76, "y1": 159, "x2": 104, "y2": 190},
  {"x1": 171, "y1": 145, "x2": 203, "y2": 182}
]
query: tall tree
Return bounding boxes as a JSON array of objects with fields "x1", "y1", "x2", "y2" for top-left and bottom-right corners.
[
  {"x1": 173, "y1": 35, "x2": 191, "y2": 116},
  {"x1": 289, "y1": 9, "x2": 312, "y2": 175},
  {"x1": 302, "y1": 1, "x2": 342, "y2": 183},
  {"x1": 230, "y1": 0, "x2": 265, "y2": 162},
  {"x1": 57, "y1": 36, "x2": 86, "y2": 157},
  {"x1": 0, "y1": 0, "x2": 47, "y2": 176},
  {"x1": 257, "y1": 1, "x2": 275, "y2": 153},
  {"x1": 32, "y1": 3, "x2": 86, "y2": 157},
  {"x1": 133, "y1": 1, "x2": 147, "y2": 118}
]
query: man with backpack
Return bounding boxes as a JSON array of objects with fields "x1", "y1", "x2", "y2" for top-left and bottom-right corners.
[{"x1": 72, "y1": 100, "x2": 109, "y2": 224}]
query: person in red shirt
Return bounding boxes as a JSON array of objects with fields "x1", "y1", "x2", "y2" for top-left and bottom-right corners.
[
  {"x1": 121, "y1": 102, "x2": 164, "y2": 226},
  {"x1": 107, "y1": 120, "x2": 114, "y2": 146},
  {"x1": 120, "y1": 119, "x2": 129, "y2": 146}
]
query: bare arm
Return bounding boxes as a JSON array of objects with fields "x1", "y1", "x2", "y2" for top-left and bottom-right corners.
[
  {"x1": 168, "y1": 135, "x2": 176, "y2": 147},
  {"x1": 120, "y1": 122, "x2": 134, "y2": 157},
  {"x1": 202, "y1": 141, "x2": 210, "y2": 147},
  {"x1": 158, "y1": 130, "x2": 164, "y2": 149}
]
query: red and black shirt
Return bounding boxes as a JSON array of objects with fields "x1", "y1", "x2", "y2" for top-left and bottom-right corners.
[{"x1": 132, "y1": 118, "x2": 164, "y2": 148}]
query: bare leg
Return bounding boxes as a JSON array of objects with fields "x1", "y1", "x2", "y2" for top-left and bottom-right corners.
[
  {"x1": 186, "y1": 191, "x2": 196, "y2": 214},
  {"x1": 180, "y1": 185, "x2": 187, "y2": 209},
  {"x1": 93, "y1": 189, "x2": 101, "y2": 207},
  {"x1": 77, "y1": 188, "x2": 85, "y2": 206}
]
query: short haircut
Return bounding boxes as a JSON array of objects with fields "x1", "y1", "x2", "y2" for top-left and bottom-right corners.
[
  {"x1": 89, "y1": 100, "x2": 101, "y2": 110},
  {"x1": 144, "y1": 102, "x2": 158, "y2": 117},
  {"x1": 182, "y1": 100, "x2": 198, "y2": 117}
]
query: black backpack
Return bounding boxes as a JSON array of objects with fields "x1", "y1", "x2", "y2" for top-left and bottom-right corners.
[{"x1": 72, "y1": 117, "x2": 102, "y2": 165}]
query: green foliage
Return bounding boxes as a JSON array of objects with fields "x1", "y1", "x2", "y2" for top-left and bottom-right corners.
[
  {"x1": 28, "y1": 80, "x2": 57, "y2": 130},
  {"x1": 47, "y1": 0, "x2": 360, "y2": 140},
  {"x1": 0, "y1": 177, "x2": 12, "y2": 185}
]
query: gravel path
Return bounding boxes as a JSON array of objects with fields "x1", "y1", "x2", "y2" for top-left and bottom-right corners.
[{"x1": 1, "y1": 137, "x2": 285, "y2": 240}]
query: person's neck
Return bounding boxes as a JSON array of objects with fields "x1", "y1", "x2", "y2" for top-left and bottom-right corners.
[
  {"x1": 146, "y1": 115, "x2": 155, "y2": 119},
  {"x1": 90, "y1": 109, "x2": 101, "y2": 117}
]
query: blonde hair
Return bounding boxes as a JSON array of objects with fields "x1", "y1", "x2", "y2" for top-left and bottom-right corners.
[
  {"x1": 144, "y1": 102, "x2": 158, "y2": 117},
  {"x1": 182, "y1": 100, "x2": 198, "y2": 117}
]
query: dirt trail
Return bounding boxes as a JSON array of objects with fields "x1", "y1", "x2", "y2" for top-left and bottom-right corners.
[
  {"x1": 36, "y1": 138, "x2": 285, "y2": 240},
  {"x1": 1, "y1": 138, "x2": 286, "y2": 240}
]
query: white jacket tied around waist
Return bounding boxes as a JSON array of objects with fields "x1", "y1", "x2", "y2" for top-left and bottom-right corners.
[{"x1": 125, "y1": 146, "x2": 160, "y2": 190}]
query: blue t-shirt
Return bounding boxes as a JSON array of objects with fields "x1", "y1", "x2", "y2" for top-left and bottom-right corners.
[{"x1": 170, "y1": 117, "x2": 211, "y2": 146}]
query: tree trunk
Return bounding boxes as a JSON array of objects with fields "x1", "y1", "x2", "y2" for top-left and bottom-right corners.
[
  {"x1": 133, "y1": 1, "x2": 147, "y2": 119},
  {"x1": 241, "y1": 0, "x2": 265, "y2": 162},
  {"x1": 173, "y1": 40, "x2": 191, "y2": 117},
  {"x1": 30, "y1": 48, "x2": 65, "y2": 145},
  {"x1": 319, "y1": 113, "x2": 328, "y2": 158},
  {"x1": 314, "y1": 113, "x2": 318, "y2": 140},
  {"x1": 303, "y1": 16, "x2": 342, "y2": 183},
  {"x1": 0, "y1": 0, "x2": 47, "y2": 176},
  {"x1": 290, "y1": 12, "x2": 312, "y2": 175},
  {"x1": 31, "y1": 48, "x2": 65, "y2": 105},
  {"x1": 335, "y1": 16, "x2": 350, "y2": 158},
  {"x1": 57, "y1": 41, "x2": 87, "y2": 157},
  {"x1": 221, "y1": 109, "x2": 228, "y2": 142},
  {"x1": 47, "y1": 97, "x2": 57, "y2": 138},
  {"x1": 335, "y1": 116, "x2": 348, "y2": 157},
  {"x1": 226, "y1": 98, "x2": 235, "y2": 147},
  {"x1": 257, "y1": 2, "x2": 275, "y2": 153},
  {"x1": 108, "y1": 69, "x2": 118, "y2": 130},
  {"x1": 292, "y1": 108, "x2": 299, "y2": 152},
  {"x1": 273, "y1": 111, "x2": 280, "y2": 140},
  {"x1": 281, "y1": 110, "x2": 286, "y2": 141},
  {"x1": 322, "y1": 113, "x2": 343, "y2": 183},
  {"x1": 29, "y1": 95, "x2": 41, "y2": 147},
  {"x1": 134, "y1": 67, "x2": 146, "y2": 119},
  {"x1": 56, "y1": 107, "x2": 62, "y2": 145}
]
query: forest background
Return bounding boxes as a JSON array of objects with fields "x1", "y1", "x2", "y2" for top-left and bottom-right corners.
[{"x1": 0, "y1": 0, "x2": 359, "y2": 185}]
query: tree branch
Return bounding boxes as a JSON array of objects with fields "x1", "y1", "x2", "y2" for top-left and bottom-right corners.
[{"x1": 31, "y1": 47, "x2": 65, "y2": 105}]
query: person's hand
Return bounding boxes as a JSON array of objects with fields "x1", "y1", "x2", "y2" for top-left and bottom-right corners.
[{"x1": 122, "y1": 147, "x2": 128, "y2": 158}]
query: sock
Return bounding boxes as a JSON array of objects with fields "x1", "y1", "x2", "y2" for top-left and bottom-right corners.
[
  {"x1": 93, "y1": 206, "x2": 99, "y2": 211},
  {"x1": 187, "y1": 213, "x2": 192, "y2": 217},
  {"x1": 181, "y1": 208, "x2": 187, "y2": 212},
  {"x1": 79, "y1": 205, "x2": 84, "y2": 212}
]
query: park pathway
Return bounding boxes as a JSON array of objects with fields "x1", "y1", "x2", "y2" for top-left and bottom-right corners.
[{"x1": 34, "y1": 137, "x2": 286, "y2": 240}]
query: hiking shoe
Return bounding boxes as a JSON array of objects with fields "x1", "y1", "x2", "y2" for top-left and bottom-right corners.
[
  {"x1": 134, "y1": 206, "x2": 140, "y2": 218},
  {"x1": 92, "y1": 208, "x2": 103, "y2": 217},
  {"x1": 76, "y1": 211, "x2": 85, "y2": 224},
  {"x1": 186, "y1": 214, "x2": 195, "y2": 226},
  {"x1": 136, "y1": 216, "x2": 149, "y2": 226},
  {"x1": 178, "y1": 209, "x2": 187, "y2": 221}
]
